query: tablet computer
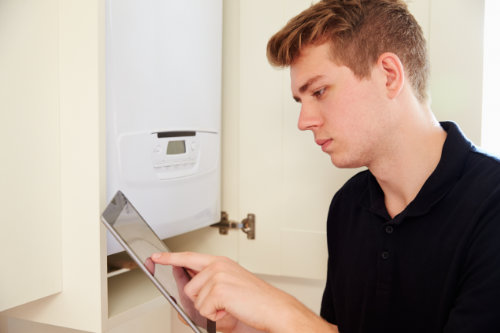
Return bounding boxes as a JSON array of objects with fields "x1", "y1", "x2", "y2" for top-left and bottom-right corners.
[{"x1": 101, "y1": 191, "x2": 216, "y2": 333}]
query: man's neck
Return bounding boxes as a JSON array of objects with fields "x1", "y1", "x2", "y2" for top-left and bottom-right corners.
[{"x1": 369, "y1": 111, "x2": 447, "y2": 218}]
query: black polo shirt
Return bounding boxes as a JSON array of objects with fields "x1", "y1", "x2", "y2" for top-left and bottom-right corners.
[{"x1": 320, "y1": 122, "x2": 500, "y2": 333}]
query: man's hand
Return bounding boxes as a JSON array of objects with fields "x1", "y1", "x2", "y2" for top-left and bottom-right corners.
[{"x1": 151, "y1": 251, "x2": 338, "y2": 333}]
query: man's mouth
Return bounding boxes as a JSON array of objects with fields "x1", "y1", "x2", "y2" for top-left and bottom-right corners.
[{"x1": 316, "y1": 138, "x2": 333, "y2": 152}]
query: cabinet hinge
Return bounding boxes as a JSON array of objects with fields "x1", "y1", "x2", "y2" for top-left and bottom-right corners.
[{"x1": 211, "y1": 211, "x2": 255, "y2": 239}]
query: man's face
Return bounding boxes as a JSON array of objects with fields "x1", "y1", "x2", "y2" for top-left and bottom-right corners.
[{"x1": 290, "y1": 42, "x2": 392, "y2": 168}]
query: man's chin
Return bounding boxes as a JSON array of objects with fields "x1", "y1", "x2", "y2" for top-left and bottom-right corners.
[{"x1": 330, "y1": 155, "x2": 364, "y2": 169}]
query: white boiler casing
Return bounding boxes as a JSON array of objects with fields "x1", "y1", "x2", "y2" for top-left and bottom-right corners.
[{"x1": 106, "y1": 0, "x2": 222, "y2": 254}]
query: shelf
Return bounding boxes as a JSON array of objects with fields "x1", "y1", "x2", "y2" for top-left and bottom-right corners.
[{"x1": 108, "y1": 268, "x2": 161, "y2": 317}]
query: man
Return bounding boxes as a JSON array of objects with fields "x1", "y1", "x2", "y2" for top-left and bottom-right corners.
[{"x1": 153, "y1": 0, "x2": 500, "y2": 332}]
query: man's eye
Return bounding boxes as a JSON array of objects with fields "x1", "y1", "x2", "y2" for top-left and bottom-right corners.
[{"x1": 313, "y1": 87, "x2": 326, "y2": 98}]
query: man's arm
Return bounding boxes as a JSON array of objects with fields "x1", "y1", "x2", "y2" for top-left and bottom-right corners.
[
  {"x1": 151, "y1": 252, "x2": 338, "y2": 333},
  {"x1": 443, "y1": 197, "x2": 500, "y2": 332}
]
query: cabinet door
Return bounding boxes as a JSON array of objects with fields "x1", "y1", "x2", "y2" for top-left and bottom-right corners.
[
  {"x1": 428, "y1": 0, "x2": 485, "y2": 140},
  {"x1": 0, "y1": 0, "x2": 62, "y2": 312},
  {"x1": 1, "y1": 1, "x2": 106, "y2": 332},
  {"x1": 233, "y1": 0, "x2": 354, "y2": 280}
]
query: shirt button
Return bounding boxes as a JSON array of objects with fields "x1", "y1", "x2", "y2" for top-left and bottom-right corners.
[
  {"x1": 385, "y1": 225, "x2": 394, "y2": 234},
  {"x1": 381, "y1": 251, "x2": 390, "y2": 260}
]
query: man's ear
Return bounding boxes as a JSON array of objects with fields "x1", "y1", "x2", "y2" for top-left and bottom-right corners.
[{"x1": 376, "y1": 52, "x2": 405, "y2": 99}]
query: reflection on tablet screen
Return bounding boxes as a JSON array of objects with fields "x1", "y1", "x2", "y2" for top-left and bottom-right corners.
[{"x1": 144, "y1": 257, "x2": 155, "y2": 275}]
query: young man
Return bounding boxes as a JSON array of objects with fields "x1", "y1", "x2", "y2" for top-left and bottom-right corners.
[{"x1": 153, "y1": 0, "x2": 500, "y2": 332}]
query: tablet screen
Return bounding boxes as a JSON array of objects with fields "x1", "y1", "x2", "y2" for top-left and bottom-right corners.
[{"x1": 102, "y1": 191, "x2": 215, "y2": 333}]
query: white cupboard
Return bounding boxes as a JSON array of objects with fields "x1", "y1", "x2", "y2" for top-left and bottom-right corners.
[
  {"x1": 0, "y1": 0, "x2": 62, "y2": 313},
  {"x1": 1, "y1": 0, "x2": 106, "y2": 331}
]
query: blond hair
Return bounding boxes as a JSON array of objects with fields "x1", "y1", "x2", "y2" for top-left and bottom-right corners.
[{"x1": 267, "y1": 0, "x2": 429, "y2": 102}]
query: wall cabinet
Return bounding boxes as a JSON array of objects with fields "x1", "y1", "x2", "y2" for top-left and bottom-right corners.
[
  {"x1": 1, "y1": 0, "x2": 107, "y2": 331},
  {"x1": 0, "y1": 0, "x2": 62, "y2": 313}
]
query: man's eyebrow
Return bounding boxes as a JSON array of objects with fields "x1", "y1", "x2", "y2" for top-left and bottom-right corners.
[
  {"x1": 299, "y1": 75, "x2": 324, "y2": 94},
  {"x1": 293, "y1": 75, "x2": 325, "y2": 102}
]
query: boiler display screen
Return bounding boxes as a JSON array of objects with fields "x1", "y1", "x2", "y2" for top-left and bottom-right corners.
[{"x1": 166, "y1": 140, "x2": 186, "y2": 155}]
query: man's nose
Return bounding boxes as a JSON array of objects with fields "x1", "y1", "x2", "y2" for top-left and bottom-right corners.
[{"x1": 298, "y1": 103, "x2": 322, "y2": 131}]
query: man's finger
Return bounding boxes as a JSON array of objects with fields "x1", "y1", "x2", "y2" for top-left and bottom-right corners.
[
  {"x1": 177, "y1": 312, "x2": 188, "y2": 326},
  {"x1": 151, "y1": 251, "x2": 214, "y2": 271}
]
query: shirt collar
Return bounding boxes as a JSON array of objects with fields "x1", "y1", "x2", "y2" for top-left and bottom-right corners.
[{"x1": 362, "y1": 121, "x2": 474, "y2": 222}]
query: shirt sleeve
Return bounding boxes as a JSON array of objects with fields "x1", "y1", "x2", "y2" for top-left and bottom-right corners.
[
  {"x1": 320, "y1": 256, "x2": 337, "y2": 324},
  {"x1": 444, "y1": 194, "x2": 500, "y2": 332}
]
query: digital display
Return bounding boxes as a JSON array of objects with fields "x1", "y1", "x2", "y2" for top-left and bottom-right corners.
[{"x1": 167, "y1": 140, "x2": 186, "y2": 155}]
